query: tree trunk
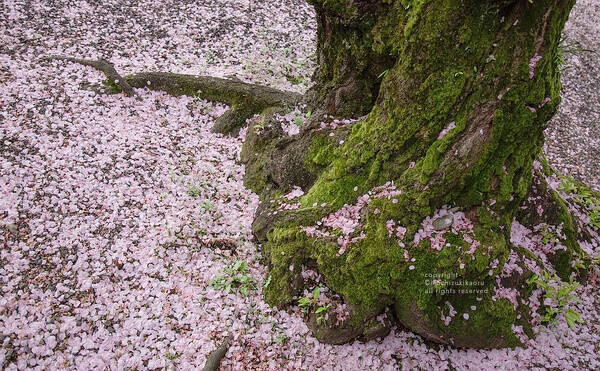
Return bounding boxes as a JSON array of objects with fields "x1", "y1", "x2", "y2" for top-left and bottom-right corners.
[{"x1": 242, "y1": 0, "x2": 598, "y2": 348}]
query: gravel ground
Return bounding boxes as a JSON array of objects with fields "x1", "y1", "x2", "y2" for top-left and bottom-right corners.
[
  {"x1": 1, "y1": 0, "x2": 599, "y2": 370},
  {"x1": 545, "y1": 0, "x2": 600, "y2": 190}
]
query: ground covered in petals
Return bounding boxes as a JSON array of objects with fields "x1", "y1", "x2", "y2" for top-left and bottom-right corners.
[{"x1": 1, "y1": 0, "x2": 599, "y2": 370}]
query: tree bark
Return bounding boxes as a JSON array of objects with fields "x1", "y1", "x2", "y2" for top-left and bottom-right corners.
[
  {"x1": 303, "y1": 0, "x2": 395, "y2": 117},
  {"x1": 243, "y1": 0, "x2": 598, "y2": 348}
]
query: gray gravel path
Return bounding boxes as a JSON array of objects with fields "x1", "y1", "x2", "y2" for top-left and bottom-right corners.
[{"x1": 545, "y1": 0, "x2": 600, "y2": 190}]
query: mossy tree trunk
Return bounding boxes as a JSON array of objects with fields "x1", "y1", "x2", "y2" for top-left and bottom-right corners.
[{"x1": 243, "y1": 0, "x2": 598, "y2": 348}]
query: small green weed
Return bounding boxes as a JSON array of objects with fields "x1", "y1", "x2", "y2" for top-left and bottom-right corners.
[
  {"x1": 263, "y1": 274, "x2": 272, "y2": 289},
  {"x1": 209, "y1": 260, "x2": 256, "y2": 296},
  {"x1": 165, "y1": 352, "x2": 181, "y2": 360},
  {"x1": 200, "y1": 201, "x2": 216, "y2": 211},
  {"x1": 378, "y1": 69, "x2": 389, "y2": 79},
  {"x1": 253, "y1": 121, "x2": 265, "y2": 134},
  {"x1": 298, "y1": 287, "x2": 330, "y2": 325},
  {"x1": 538, "y1": 224, "x2": 560, "y2": 245},
  {"x1": 275, "y1": 332, "x2": 289, "y2": 344},
  {"x1": 528, "y1": 271, "x2": 583, "y2": 329},
  {"x1": 555, "y1": 36, "x2": 595, "y2": 70},
  {"x1": 187, "y1": 183, "x2": 203, "y2": 197},
  {"x1": 559, "y1": 177, "x2": 600, "y2": 229}
]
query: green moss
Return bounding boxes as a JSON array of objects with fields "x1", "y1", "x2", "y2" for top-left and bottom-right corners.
[
  {"x1": 547, "y1": 187, "x2": 590, "y2": 279},
  {"x1": 102, "y1": 79, "x2": 121, "y2": 93},
  {"x1": 310, "y1": 227, "x2": 398, "y2": 313},
  {"x1": 262, "y1": 228, "x2": 309, "y2": 306},
  {"x1": 301, "y1": 172, "x2": 367, "y2": 211},
  {"x1": 305, "y1": 135, "x2": 338, "y2": 170},
  {"x1": 240, "y1": 131, "x2": 271, "y2": 197},
  {"x1": 451, "y1": 298, "x2": 520, "y2": 348},
  {"x1": 246, "y1": 0, "x2": 579, "y2": 348},
  {"x1": 390, "y1": 230, "x2": 519, "y2": 348}
]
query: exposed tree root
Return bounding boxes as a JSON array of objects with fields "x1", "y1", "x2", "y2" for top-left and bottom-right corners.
[
  {"x1": 201, "y1": 334, "x2": 233, "y2": 371},
  {"x1": 41, "y1": 55, "x2": 137, "y2": 97},
  {"x1": 126, "y1": 72, "x2": 301, "y2": 135},
  {"x1": 41, "y1": 56, "x2": 302, "y2": 135},
  {"x1": 126, "y1": 72, "x2": 300, "y2": 107}
]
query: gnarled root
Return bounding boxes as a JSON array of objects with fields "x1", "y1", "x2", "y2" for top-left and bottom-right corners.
[
  {"x1": 41, "y1": 55, "x2": 137, "y2": 97},
  {"x1": 201, "y1": 334, "x2": 233, "y2": 371},
  {"x1": 41, "y1": 56, "x2": 302, "y2": 135}
]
